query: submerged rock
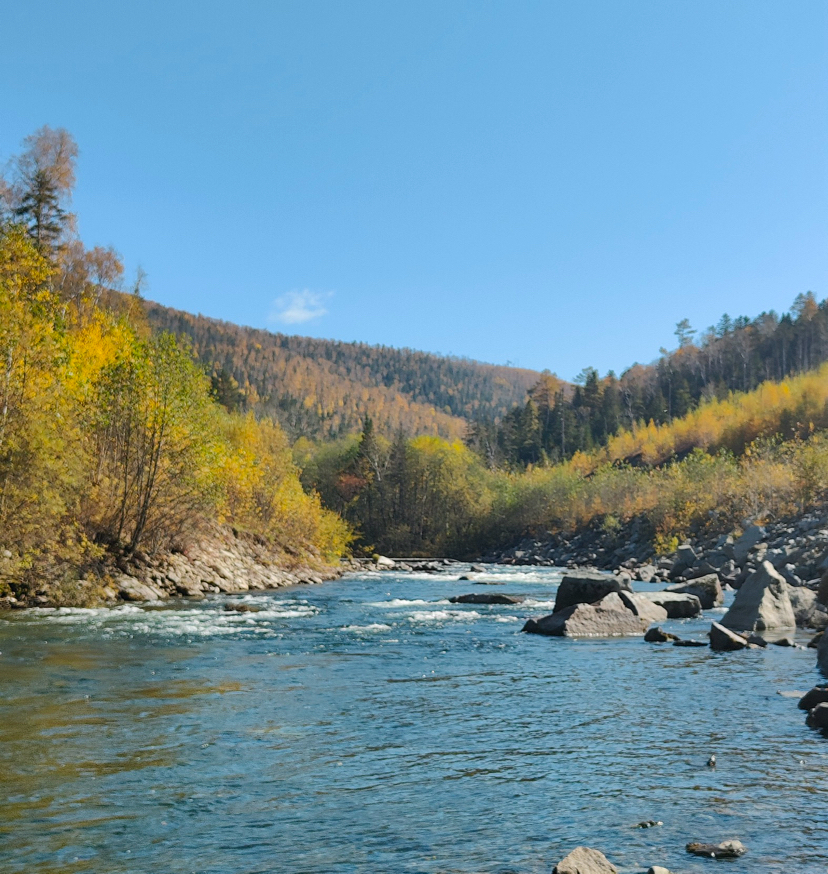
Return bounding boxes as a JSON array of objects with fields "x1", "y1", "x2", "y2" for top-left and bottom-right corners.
[
  {"x1": 523, "y1": 602, "x2": 646, "y2": 637},
  {"x1": 673, "y1": 639, "x2": 707, "y2": 647},
  {"x1": 720, "y1": 561, "x2": 795, "y2": 632},
  {"x1": 553, "y1": 846, "x2": 618, "y2": 874},
  {"x1": 449, "y1": 593, "x2": 523, "y2": 605},
  {"x1": 686, "y1": 840, "x2": 747, "y2": 858}
]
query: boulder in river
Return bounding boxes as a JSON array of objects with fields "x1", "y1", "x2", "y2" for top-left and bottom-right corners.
[
  {"x1": 686, "y1": 840, "x2": 747, "y2": 858},
  {"x1": 553, "y1": 572, "x2": 630, "y2": 613},
  {"x1": 449, "y1": 593, "x2": 524, "y2": 605},
  {"x1": 647, "y1": 867, "x2": 670, "y2": 874},
  {"x1": 798, "y1": 685, "x2": 828, "y2": 710},
  {"x1": 720, "y1": 561, "x2": 795, "y2": 632},
  {"x1": 817, "y1": 629, "x2": 828, "y2": 676},
  {"x1": 640, "y1": 591, "x2": 702, "y2": 618},
  {"x1": 709, "y1": 621, "x2": 749, "y2": 651},
  {"x1": 523, "y1": 602, "x2": 646, "y2": 637},
  {"x1": 644, "y1": 626, "x2": 679, "y2": 643},
  {"x1": 673, "y1": 639, "x2": 707, "y2": 647},
  {"x1": 805, "y1": 702, "x2": 828, "y2": 729},
  {"x1": 553, "y1": 846, "x2": 618, "y2": 874},
  {"x1": 617, "y1": 590, "x2": 668, "y2": 623},
  {"x1": 667, "y1": 574, "x2": 723, "y2": 609}
]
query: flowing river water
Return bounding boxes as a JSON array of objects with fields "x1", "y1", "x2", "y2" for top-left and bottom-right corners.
[{"x1": 1, "y1": 566, "x2": 826, "y2": 873}]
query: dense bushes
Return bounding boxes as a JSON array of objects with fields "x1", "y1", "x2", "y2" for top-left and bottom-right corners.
[
  {"x1": 0, "y1": 223, "x2": 350, "y2": 593},
  {"x1": 301, "y1": 372, "x2": 828, "y2": 558}
]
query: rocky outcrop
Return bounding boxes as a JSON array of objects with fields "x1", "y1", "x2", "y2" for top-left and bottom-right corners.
[
  {"x1": 449, "y1": 593, "x2": 524, "y2": 605},
  {"x1": 485, "y1": 508, "x2": 828, "y2": 607},
  {"x1": 720, "y1": 561, "x2": 795, "y2": 632},
  {"x1": 710, "y1": 622, "x2": 749, "y2": 651},
  {"x1": 523, "y1": 602, "x2": 646, "y2": 637},
  {"x1": 6, "y1": 523, "x2": 344, "y2": 607},
  {"x1": 553, "y1": 572, "x2": 630, "y2": 613},
  {"x1": 640, "y1": 591, "x2": 702, "y2": 619},
  {"x1": 667, "y1": 574, "x2": 722, "y2": 609},
  {"x1": 553, "y1": 846, "x2": 618, "y2": 874}
]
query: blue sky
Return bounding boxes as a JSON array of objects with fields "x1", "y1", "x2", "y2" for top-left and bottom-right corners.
[{"x1": 2, "y1": 1, "x2": 827, "y2": 378}]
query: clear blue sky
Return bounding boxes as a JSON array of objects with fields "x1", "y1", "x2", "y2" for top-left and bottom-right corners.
[{"x1": 3, "y1": 1, "x2": 827, "y2": 379}]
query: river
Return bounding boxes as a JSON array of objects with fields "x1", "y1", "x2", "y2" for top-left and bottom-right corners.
[{"x1": 1, "y1": 566, "x2": 826, "y2": 873}]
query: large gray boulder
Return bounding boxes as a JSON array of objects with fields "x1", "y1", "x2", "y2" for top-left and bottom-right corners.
[
  {"x1": 805, "y1": 702, "x2": 828, "y2": 729},
  {"x1": 553, "y1": 846, "x2": 618, "y2": 874},
  {"x1": 667, "y1": 574, "x2": 723, "y2": 609},
  {"x1": 616, "y1": 590, "x2": 668, "y2": 623},
  {"x1": 523, "y1": 602, "x2": 646, "y2": 637},
  {"x1": 670, "y1": 544, "x2": 698, "y2": 579},
  {"x1": 710, "y1": 621, "x2": 749, "y2": 651},
  {"x1": 641, "y1": 591, "x2": 702, "y2": 618},
  {"x1": 788, "y1": 586, "x2": 828, "y2": 629},
  {"x1": 116, "y1": 575, "x2": 163, "y2": 601},
  {"x1": 720, "y1": 561, "x2": 795, "y2": 632},
  {"x1": 731, "y1": 524, "x2": 765, "y2": 566},
  {"x1": 553, "y1": 572, "x2": 630, "y2": 613}
]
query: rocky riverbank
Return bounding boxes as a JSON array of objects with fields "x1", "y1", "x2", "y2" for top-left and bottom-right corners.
[
  {"x1": 484, "y1": 508, "x2": 828, "y2": 597},
  {"x1": 0, "y1": 523, "x2": 342, "y2": 609}
]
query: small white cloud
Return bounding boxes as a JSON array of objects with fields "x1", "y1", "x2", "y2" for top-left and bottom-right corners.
[{"x1": 268, "y1": 289, "x2": 332, "y2": 325}]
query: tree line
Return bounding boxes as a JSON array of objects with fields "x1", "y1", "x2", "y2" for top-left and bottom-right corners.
[
  {"x1": 468, "y1": 295, "x2": 828, "y2": 469},
  {"x1": 143, "y1": 302, "x2": 539, "y2": 442}
]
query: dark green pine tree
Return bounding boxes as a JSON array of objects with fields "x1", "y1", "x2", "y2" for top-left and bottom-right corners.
[{"x1": 15, "y1": 168, "x2": 65, "y2": 253}]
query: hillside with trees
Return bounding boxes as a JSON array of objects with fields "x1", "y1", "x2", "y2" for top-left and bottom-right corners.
[
  {"x1": 142, "y1": 302, "x2": 540, "y2": 442},
  {"x1": 473, "y1": 295, "x2": 828, "y2": 468},
  {"x1": 0, "y1": 127, "x2": 350, "y2": 604}
]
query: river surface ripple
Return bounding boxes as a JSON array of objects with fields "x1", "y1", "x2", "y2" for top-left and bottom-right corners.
[{"x1": 1, "y1": 566, "x2": 827, "y2": 873}]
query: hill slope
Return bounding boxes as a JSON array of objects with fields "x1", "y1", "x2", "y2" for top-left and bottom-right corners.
[{"x1": 142, "y1": 300, "x2": 540, "y2": 441}]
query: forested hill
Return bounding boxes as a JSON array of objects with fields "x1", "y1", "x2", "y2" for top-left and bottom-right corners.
[{"x1": 142, "y1": 300, "x2": 540, "y2": 441}]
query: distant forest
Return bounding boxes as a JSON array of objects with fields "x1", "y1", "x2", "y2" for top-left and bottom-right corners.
[
  {"x1": 143, "y1": 302, "x2": 540, "y2": 441},
  {"x1": 471, "y1": 293, "x2": 828, "y2": 468}
]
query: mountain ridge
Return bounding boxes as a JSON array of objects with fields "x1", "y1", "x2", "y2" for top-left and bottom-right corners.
[{"x1": 140, "y1": 298, "x2": 542, "y2": 441}]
